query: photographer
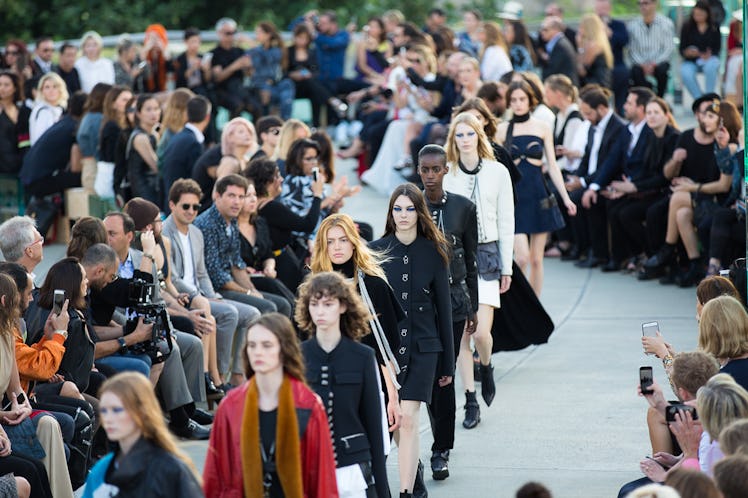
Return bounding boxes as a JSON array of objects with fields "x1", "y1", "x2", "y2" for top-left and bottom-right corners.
[{"x1": 84, "y1": 239, "x2": 210, "y2": 440}]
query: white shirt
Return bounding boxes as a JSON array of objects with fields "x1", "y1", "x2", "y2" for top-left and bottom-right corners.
[
  {"x1": 627, "y1": 119, "x2": 646, "y2": 155},
  {"x1": 480, "y1": 45, "x2": 513, "y2": 82},
  {"x1": 74, "y1": 56, "x2": 115, "y2": 93},
  {"x1": 586, "y1": 110, "x2": 613, "y2": 190},
  {"x1": 185, "y1": 123, "x2": 205, "y2": 144},
  {"x1": 29, "y1": 102, "x2": 63, "y2": 145},
  {"x1": 554, "y1": 104, "x2": 585, "y2": 172},
  {"x1": 178, "y1": 231, "x2": 198, "y2": 295}
]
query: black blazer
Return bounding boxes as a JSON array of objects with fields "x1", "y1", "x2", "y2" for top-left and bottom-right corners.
[
  {"x1": 541, "y1": 35, "x2": 579, "y2": 86},
  {"x1": 575, "y1": 112, "x2": 627, "y2": 186},
  {"x1": 595, "y1": 123, "x2": 654, "y2": 189},
  {"x1": 161, "y1": 127, "x2": 203, "y2": 207}
]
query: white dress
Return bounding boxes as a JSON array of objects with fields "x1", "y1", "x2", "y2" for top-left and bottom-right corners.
[{"x1": 75, "y1": 57, "x2": 115, "y2": 93}]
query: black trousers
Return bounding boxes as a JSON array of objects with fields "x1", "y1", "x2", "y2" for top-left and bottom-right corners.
[
  {"x1": 645, "y1": 196, "x2": 671, "y2": 256},
  {"x1": 707, "y1": 207, "x2": 746, "y2": 264},
  {"x1": 608, "y1": 194, "x2": 664, "y2": 262},
  {"x1": 294, "y1": 78, "x2": 333, "y2": 127},
  {"x1": 630, "y1": 62, "x2": 670, "y2": 97},
  {"x1": 426, "y1": 319, "x2": 465, "y2": 452},
  {"x1": 570, "y1": 189, "x2": 608, "y2": 259},
  {"x1": 0, "y1": 452, "x2": 52, "y2": 498}
]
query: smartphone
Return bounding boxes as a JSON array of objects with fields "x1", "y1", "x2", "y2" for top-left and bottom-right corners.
[
  {"x1": 666, "y1": 403, "x2": 698, "y2": 422},
  {"x1": 639, "y1": 366, "x2": 654, "y2": 395},
  {"x1": 642, "y1": 321, "x2": 659, "y2": 337},
  {"x1": 312, "y1": 167, "x2": 319, "y2": 182},
  {"x1": 53, "y1": 290, "x2": 65, "y2": 315},
  {"x1": 137, "y1": 60, "x2": 148, "y2": 70},
  {"x1": 2, "y1": 392, "x2": 26, "y2": 410}
]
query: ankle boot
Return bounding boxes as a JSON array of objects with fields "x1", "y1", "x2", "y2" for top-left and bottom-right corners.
[
  {"x1": 400, "y1": 493, "x2": 413, "y2": 498},
  {"x1": 412, "y1": 460, "x2": 428, "y2": 498},
  {"x1": 463, "y1": 391, "x2": 481, "y2": 429},
  {"x1": 676, "y1": 259, "x2": 703, "y2": 288},
  {"x1": 644, "y1": 243, "x2": 675, "y2": 269},
  {"x1": 480, "y1": 362, "x2": 496, "y2": 406}
]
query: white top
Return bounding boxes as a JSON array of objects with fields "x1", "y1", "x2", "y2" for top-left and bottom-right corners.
[
  {"x1": 74, "y1": 57, "x2": 115, "y2": 93},
  {"x1": 480, "y1": 45, "x2": 513, "y2": 82},
  {"x1": 178, "y1": 231, "x2": 198, "y2": 295},
  {"x1": 443, "y1": 158, "x2": 515, "y2": 275},
  {"x1": 29, "y1": 102, "x2": 63, "y2": 145},
  {"x1": 588, "y1": 110, "x2": 614, "y2": 179},
  {"x1": 554, "y1": 104, "x2": 586, "y2": 172}
]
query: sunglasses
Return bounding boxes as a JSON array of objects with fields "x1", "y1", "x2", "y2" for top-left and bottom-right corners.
[
  {"x1": 181, "y1": 203, "x2": 201, "y2": 211},
  {"x1": 407, "y1": 58, "x2": 422, "y2": 64},
  {"x1": 223, "y1": 30, "x2": 236, "y2": 36},
  {"x1": 268, "y1": 128, "x2": 281, "y2": 135}
]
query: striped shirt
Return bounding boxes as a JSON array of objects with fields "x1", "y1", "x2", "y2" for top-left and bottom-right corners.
[{"x1": 627, "y1": 14, "x2": 675, "y2": 65}]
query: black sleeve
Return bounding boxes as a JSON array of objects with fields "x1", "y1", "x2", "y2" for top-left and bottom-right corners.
[
  {"x1": 432, "y1": 251, "x2": 454, "y2": 377},
  {"x1": 680, "y1": 26, "x2": 696, "y2": 59},
  {"x1": 263, "y1": 198, "x2": 322, "y2": 233},
  {"x1": 359, "y1": 349, "x2": 388, "y2": 498},
  {"x1": 708, "y1": 28, "x2": 721, "y2": 55},
  {"x1": 462, "y1": 203, "x2": 479, "y2": 313},
  {"x1": 406, "y1": 68, "x2": 447, "y2": 91}
]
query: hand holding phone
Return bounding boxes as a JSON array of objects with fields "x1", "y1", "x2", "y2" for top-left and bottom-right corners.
[
  {"x1": 666, "y1": 403, "x2": 698, "y2": 422},
  {"x1": 639, "y1": 366, "x2": 654, "y2": 395}
]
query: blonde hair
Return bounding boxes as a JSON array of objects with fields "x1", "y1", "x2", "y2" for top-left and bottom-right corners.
[
  {"x1": 445, "y1": 112, "x2": 495, "y2": 167},
  {"x1": 698, "y1": 295, "x2": 748, "y2": 361},
  {"x1": 221, "y1": 117, "x2": 257, "y2": 157},
  {"x1": 99, "y1": 372, "x2": 202, "y2": 483},
  {"x1": 273, "y1": 119, "x2": 310, "y2": 161},
  {"x1": 36, "y1": 72, "x2": 69, "y2": 108},
  {"x1": 409, "y1": 44, "x2": 437, "y2": 74},
  {"x1": 311, "y1": 214, "x2": 387, "y2": 280},
  {"x1": 160, "y1": 88, "x2": 194, "y2": 135},
  {"x1": 578, "y1": 14, "x2": 613, "y2": 68},
  {"x1": 697, "y1": 373, "x2": 748, "y2": 440},
  {"x1": 719, "y1": 418, "x2": 748, "y2": 456},
  {"x1": 80, "y1": 31, "x2": 104, "y2": 50},
  {"x1": 624, "y1": 483, "x2": 681, "y2": 498}
]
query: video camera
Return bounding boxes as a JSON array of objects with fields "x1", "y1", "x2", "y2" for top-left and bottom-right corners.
[{"x1": 123, "y1": 277, "x2": 174, "y2": 364}]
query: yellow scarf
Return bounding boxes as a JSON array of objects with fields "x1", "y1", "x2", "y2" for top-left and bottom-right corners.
[{"x1": 240, "y1": 375, "x2": 304, "y2": 498}]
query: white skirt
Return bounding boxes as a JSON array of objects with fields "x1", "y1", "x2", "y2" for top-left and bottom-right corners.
[
  {"x1": 478, "y1": 275, "x2": 501, "y2": 308},
  {"x1": 335, "y1": 463, "x2": 368, "y2": 498}
]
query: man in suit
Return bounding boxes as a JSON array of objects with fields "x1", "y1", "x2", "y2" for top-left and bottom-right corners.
[
  {"x1": 565, "y1": 85, "x2": 627, "y2": 267},
  {"x1": 161, "y1": 96, "x2": 211, "y2": 210},
  {"x1": 539, "y1": 16, "x2": 579, "y2": 86},
  {"x1": 162, "y1": 178, "x2": 259, "y2": 389}
]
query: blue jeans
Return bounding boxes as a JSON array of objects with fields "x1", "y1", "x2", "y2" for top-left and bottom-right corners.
[
  {"x1": 680, "y1": 56, "x2": 720, "y2": 99},
  {"x1": 257, "y1": 79, "x2": 296, "y2": 120},
  {"x1": 96, "y1": 352, "x2": 151, "y2": 377}
]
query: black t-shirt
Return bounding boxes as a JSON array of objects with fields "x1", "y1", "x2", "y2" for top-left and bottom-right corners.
[
  {"x1": 259, "y1": 409, "x2": 283, "y2": 498},
  {"x1": 210, "y1": 46, "x2": 246, "y2": 90},
  {"x1": 191, "y1": 145, "x2": 222, "y2": 211},
  {"x1": 55, "y1": 66, "x2": 81, "y2": 95},
  {"x1": 675, "y1": 129, "x2": 719, "y2": 183}
]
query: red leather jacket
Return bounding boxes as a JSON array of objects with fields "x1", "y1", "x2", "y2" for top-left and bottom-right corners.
[{"x1": 203, "y1": 376, "x2": 339, "y2": 498}]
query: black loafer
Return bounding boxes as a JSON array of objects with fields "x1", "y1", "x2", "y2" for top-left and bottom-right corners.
[
  {"x1": 170, "y1": 419, "x2": 211, "y2": 440},
  {"x1": 601, "y1": 260, "x2": 621, "y2": 272},
  {"x1": 191, "y1": 408, "x2": 214, "y2": 425},
  {"x1": 431, "y1": 450, "x2": 450, "y2": 480}
]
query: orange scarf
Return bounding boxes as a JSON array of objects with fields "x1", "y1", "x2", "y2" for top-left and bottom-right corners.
[{"x1": 240, "y1": 375, "x2": 304, "y2": 498}]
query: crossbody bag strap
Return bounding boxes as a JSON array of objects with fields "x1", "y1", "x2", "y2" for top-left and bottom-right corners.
[{"x1": 358, "y1": 270, "x2": 401, "y2": 389}]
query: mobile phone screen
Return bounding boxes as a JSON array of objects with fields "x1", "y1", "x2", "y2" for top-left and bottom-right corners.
[
  {"x1": 640, "y1": 367, "x2": 654, "y2": 395},
  {"x1": 53, "y1": 290, "x2": 65, "y2": 315}
]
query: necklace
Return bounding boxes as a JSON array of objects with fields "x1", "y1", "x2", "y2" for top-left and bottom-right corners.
[{"x1": 457, "y1": 157, "x2": 482, "y2": 175}]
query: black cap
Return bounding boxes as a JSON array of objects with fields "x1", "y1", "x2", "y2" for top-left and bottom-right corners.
[{"x1": 691, "y1": 92, "x2": 721, "y2": 113}]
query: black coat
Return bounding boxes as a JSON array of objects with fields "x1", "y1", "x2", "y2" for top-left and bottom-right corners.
[
  {"x1": 301, "y1": 337, "x2": 388, "y2": 498},
  {"x1": 425, "y1": 192, "x2": 479, "y2": 321},
  {"x1": 370, "y1": 235, "x2": 454, "y2": 401},
  {"x1": 102, "y1": 437, "x2": 203, "y2": 497},
  {"x1": 541, "y1": 35, "x2": 579, "y2": 86}
]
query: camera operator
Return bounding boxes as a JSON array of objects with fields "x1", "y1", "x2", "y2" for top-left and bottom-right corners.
[{"x1": 84, "y1": 237, "x2": 210, "y2": 440}]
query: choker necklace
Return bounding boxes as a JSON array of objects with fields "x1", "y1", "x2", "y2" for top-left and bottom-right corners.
[
  {"x1": 458, "y1": 157, "x2": 482, "y2": 175},
  {"x1": 512, "y1": 113, "x2": 531, "y2": 123}
]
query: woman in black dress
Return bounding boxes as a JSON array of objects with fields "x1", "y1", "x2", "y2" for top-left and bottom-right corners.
[
  {"x1": 311, "y1": 213, "x2": 405, "y2": 432},
  {"x1": 244, "y1": 158, "x2": 324, "y2": 292},
  {"x1": 370, "y1": 184, "x2": 453, "y2": 498},
  {"x1": 297, "y1": 272, "x2": 389, "y2": 498}
]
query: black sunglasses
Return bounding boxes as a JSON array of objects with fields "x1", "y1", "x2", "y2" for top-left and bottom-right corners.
[{"x1": 181, "y1": 203, "x2": 201, "y2": 211}]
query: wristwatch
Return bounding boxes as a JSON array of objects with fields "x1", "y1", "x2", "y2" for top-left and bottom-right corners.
[
  {"x1": 54, "y1": 329, "x2": 68, "y2": 339},
  {"x1": 118, "y1": 337, "x2": 128, "y2": 354}
]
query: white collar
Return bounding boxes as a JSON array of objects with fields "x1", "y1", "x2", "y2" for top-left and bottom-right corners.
[
  {"x1": 185, "y1": 123, "x2": 205, "y2": 144},
  {"x1": 595, "y1": 109, "x2": 614, "y2": 132}
]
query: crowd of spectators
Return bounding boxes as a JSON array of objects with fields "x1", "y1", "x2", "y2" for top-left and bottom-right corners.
[{"x1": 0, "y1": 0, "x2": 746, "y2": 496}]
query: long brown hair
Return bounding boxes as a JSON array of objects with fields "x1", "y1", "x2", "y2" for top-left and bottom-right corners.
[
  {"x1": 384, "y1": 183, "x2": 450, "y2": 265},
  {"x1": 294, "y1": 272, "x2": 372, "y2": 340},
  {"x1": 257, "y1": 21, "x2": 288, "y2": 70},
  {"x1": 160, "y1": 88, "x2": 195, "y2": 135},
  {"x1": 311, "y1": 214, "x2": 387, "y2": 280},
  {"x1": 241, "y1": 313, "x2": 306, "y2": 382},
  {"x1": 99, "y1": 372, "x2": 202, "y2": 482}
]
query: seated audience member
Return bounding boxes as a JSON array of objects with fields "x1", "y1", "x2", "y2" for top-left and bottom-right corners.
[
  {"x1": 19, "y1": 91, "x2": 86, "y2": 200},
  {"x1": 714, "y1": 455, "x2": 748, "y2": 498},
  {"x1": 0, "y1": 216, "x2": 45, "y2": 278},
  {"x1": 646, "y1": 100, "x2": 738, "y2": 287},
  {"x1": 141, "y1": 24, "x2": 172, "y2": 94},
  {"x1": 665, "y1": 468, "x2": 722, "y2": 498},
  {"x1": 54, "y1": 42, "x2": 81, "y2": 95},
  {"x1": 83, "y1": 240, "x2": 211, "y2": 440},
  {"x1": 29, "y1": 72, "x2": 68, "y2": 146},
  {"x1": 538, "y1": 16, "x2": 579, "y2": 86},
  {"x1": 245, "y1": 159, "x2": 323, "y2": 291},
  {"x1": 723, "y1": 13, "x2": 743, "y2": 112},
  {"x1": 194, "y1": 174, "x2": 290, "y2": 317},
  {"x1": 173, "y1": 28, "x2": 212, "y2": 96},
  {"x1": 0, "y1": 71, "x2": 29, "y2": 176},
  {"x1": 112, "y1": 37, "x2": 145, "y2": 90},
  {"x1": 679, "y1": 1, "x2": 721, "y2": 100},
  {"x1": 192, "y1": 117, "x2": 259, "y2": 212},
  {"x1": 163, "y1": 179, "x2": 257, "y2": 391},
  {"x1": 248, "y1": 22, "x2": 295, "y2": 119},
  {"x1": 697, "y1": 296, "x2": 748, "y2": 388},
  {"x1": 624, "y1": 484, "x2": 681, "y2": 498},
  {"x1": 272, "y1": 118, "x2": 311, "y2": 175},
  {"x1": 66, "y1": 217, "x2": 107, "y2": 260},
  {"x1": 209, "y1": 18, "x2": 257, "y2": 119},
  {"x1": 160, "y1": 96, "x2": 211, "y2": 209},
  {"x1": 626, "y1": 0, "x2": 675, "y2": 97},
  {"x1": 575, "y1": 14, "x2": 613, "y2": 88},
  {"x1": 251, "y1": 115, "x2": 283, "y2": 161}
]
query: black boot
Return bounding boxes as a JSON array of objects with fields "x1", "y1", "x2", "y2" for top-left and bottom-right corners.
[
  {"x1": 463, "y1": 391, "x2": 481, "y2": 429},
  {"x1": 400, "y1": 493, "x2": 413, "y2": 498},
  {"x1": 676, "y1": 259, "x2": 704, "y2": 288},
  {"x1": 644, "y1": 243, "x2": 675, "y2": 269},
  {"x1": 472, "y1": 350, "x2": 481, "y2": 382},
  {"x1": 480, "y1": 362, "x2": 496, "y2": 406},
  {"x1": 413, "y1": 460, "x2": 428, "y2": 498},
  {"x1": 430, "y1": 450, "x2": 450, "y2": 480}
]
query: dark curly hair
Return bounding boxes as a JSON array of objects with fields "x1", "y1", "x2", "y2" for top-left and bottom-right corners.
[
  {"x1": 244, "y1": 158, "x2": 279, "y2": 198},
  {"x1": 294, "y1": 272, "x2": 372, "y2": 340},
  {"x1": 285, "y1": 138, "x2": 320, "y2": 178}
]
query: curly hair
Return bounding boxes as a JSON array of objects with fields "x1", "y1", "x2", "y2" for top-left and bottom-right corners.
[
  {"x1": 285, "y1": 138, "x2": 320, "y2": 178},
  {"x1": 294, "y1": 272, "x2": 372, "y2": 340},
  {"x1": 241, "y1": 313, "x2": 306, "y2": 382},
  {"x1": 244, "y1": 158, "x2": 278, "y2": 197}
]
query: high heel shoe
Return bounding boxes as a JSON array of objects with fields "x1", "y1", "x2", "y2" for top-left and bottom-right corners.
[
  {"x1": 463, "y1": 391, "x2": 481, "y2": 429},
  {"x1": 205, "y1": 373, "x2": 224, "y2": 410},
  {"x1": 480, "y1": 362, "x2": 496, "y2": 406}
]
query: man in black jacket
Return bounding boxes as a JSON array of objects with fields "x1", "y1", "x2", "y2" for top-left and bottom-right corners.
[
  {"x1": 539, "y1": 16, "x2": 579, "y2": 86},
  {"x1": 418, "y1": 145, "x2": 479, "y2": 481}
]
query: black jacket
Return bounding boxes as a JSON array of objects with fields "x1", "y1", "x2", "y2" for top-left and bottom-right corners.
[
  {"x1": 425, "y1": 192, "x2": 478, "y2": 321},
  {"x1": 541, "y1": 35, "x2": 579, "y2": 86},
  {"x1": 575, "y1": 112, "x2": 627, "y2": 186},
  {"x1": 102, "y1": 437, "x2": 203, "y2": 497},
  {"x1": 301, "y1": 337, "x2": 388, "y2": 498}
]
